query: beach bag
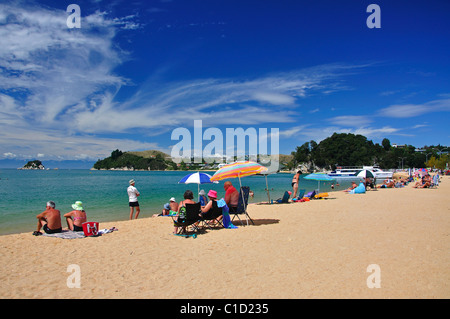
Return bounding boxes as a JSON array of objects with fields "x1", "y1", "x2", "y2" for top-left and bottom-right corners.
[{"x1": 82, "y1": 221, "x2": 99, "y2": 237}]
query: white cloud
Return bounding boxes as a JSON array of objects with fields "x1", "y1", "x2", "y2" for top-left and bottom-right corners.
[
  {"x1": 379, "y1": 98, "x2": 450, "y2": 118},
  {"x1": 328, "y1": 115, "x2": 373, "y2": 126},
  {"x1": 0, "y1": 1, "x2": 369, "y2": 160},
  {"x1": 3, "y1": 152, "x2": 16, "y2": 158},
  {"x1": 72, "y1": 64, "x2": 359, "y2": 134}
]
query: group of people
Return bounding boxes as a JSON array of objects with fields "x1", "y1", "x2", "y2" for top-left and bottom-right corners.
[
  {"x1": 32, "y1": 200, "x2": 87, "y2": 236},
  {"x1": 164, "y1": 181, "x2": 240, "y2": 234},
  {"x1": 413, "y1": 173, "x2": 433, "y2": 188}
]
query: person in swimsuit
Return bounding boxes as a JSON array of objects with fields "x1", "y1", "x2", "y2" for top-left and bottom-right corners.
[
  {"x1": 64, "y1": 201, "x2": 87, "y2": 231},
  {"x1": 291, "y1": 170, "x2": 301, "y2": 198},
  {"x1": 33, "y1": 201, "x2": 62, "y2": 236}
]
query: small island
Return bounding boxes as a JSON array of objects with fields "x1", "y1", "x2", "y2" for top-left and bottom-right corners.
[{"x1": 18, "y1": 160, "x2": 45, "y2": 170}]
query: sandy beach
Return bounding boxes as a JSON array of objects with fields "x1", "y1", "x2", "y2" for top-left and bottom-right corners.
[{"x1": 1, "y1": 176, "x2": 449, "y2": 299}]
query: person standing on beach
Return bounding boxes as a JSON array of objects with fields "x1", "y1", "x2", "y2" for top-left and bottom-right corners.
[
  {"x1": 127, "y1": 179, "x2": 140, "y2": 219},
  {"x1": 33, "y1": 201, "x2": 62, "y2": 236},
  {"x1": 291, "y1": 170, "x2": 301, "y2": 198}
]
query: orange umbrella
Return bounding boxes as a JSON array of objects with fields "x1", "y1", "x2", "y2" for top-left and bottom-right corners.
[
  {"x1": 211, "y1": 161, "x2": 268, "y2": 225},
  {"x1": 210, "y1": 161, "x2": 268, "y2": 182}
]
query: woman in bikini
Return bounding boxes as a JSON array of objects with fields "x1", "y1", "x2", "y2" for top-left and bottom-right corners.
[
  {"x1": 64, "y1": 201, "x2": 87, "y2": 231},
  {"x1": 291, "y1": 170, "x2": 301, "y2": 199}
]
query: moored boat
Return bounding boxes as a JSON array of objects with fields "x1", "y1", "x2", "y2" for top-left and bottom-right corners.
[{"x1": 327, "y1": 166, "x2": 393, "y2": 179}]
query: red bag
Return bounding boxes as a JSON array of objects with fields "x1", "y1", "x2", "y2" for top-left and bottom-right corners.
[{"x1": 82, "y1": 222, "x2": 99, "y2": 237}]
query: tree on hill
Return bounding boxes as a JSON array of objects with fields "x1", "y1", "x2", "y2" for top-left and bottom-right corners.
[
  {"x1": 289, "y1": 133, "x2": 440, "y2": 170},
  {"x1": 93, "y1": 150, "x2": 169, "y2": 170}
]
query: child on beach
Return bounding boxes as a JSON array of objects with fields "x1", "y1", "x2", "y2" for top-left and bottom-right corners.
[{"x1": 199, "y1": 189, "x2": 208, "y2": 207}]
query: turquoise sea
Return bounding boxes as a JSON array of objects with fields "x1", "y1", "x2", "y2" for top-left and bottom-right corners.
[{"x1": 0, "y1": 169, "x2": 358, "y2": 235}]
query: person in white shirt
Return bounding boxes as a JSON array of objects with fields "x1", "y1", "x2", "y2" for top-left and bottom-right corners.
[{"x1": 127, "y1": 179, "x2": 140, "y2": 219}]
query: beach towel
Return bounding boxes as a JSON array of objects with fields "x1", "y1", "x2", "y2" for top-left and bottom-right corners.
[
  {"x1": 42, "y1": 227, "x2": 118, "y2": 239},
  {"x1": 43, "y1": 230, "x2": 86, "y2": 239},
  {"x1": 217, "y1": 198, "x2": 237, "y2": 229}
]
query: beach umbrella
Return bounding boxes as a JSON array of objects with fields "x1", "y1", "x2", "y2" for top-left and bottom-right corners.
[
  {"x1": 210, "y1": 161, "x2": 268, "y2": 225},
  {"x1": 356, "y1": 169, "x2": 375, "y2": 179},
  {"x1": 303, "y1": 173, "x2": 335, "y2": 193},
  {"x1": 178, "y1": 172, "x2": 217, "y2": 200},
  {"x1": 210, "y1": 161, "x2": 269, "y2": 183}
]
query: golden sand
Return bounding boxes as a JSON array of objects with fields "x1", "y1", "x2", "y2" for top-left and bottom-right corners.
[{"x1": 1, "y1": 177, "x2": 449, "y2": 299}]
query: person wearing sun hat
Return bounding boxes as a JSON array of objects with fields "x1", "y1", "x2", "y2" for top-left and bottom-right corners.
[
  {"x1": 159, "y1": 197, "x2": 179, "y2": 216},
  {"x1": 64, "y1": 201, "x2": 87, "y2": 231},
  {"x1": 200, "y1": 190, "x2": 223, "y2": 225},
  {"x1": 127, "y1": 179, "x2": 140, "y2": 220}
]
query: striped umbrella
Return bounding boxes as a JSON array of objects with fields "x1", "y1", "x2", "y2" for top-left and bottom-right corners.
[
  {"x1": 211, "y1": 161, "x2": 268, "y2": 225},
  {"x1": 210, "y1": 161, "x2": 268, "y2": 182}
]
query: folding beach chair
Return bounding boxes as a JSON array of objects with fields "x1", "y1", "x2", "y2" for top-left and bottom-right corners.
[
  {"x1": 296, "y1": 189, "x2": 306, "y2": 200},
  {"x1": 304, "y1": 190, "x2": 316, "y2": 199},
  {"x1": 230, "y1": 186, "x2": 254, "y2": 226},
  {"x1": 275, "y1": 191, "x2": 291, "y2": 203},
  {"x1": 199, "y1": 200, "x2": 223, "y2": 229},
  {"x1": 172, "y1": 202, "x2": 202, "y2": 235}
]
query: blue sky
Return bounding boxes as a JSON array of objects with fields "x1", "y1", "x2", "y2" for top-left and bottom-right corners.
[{"x1": 0, "y1": 0, "x2": 449, "y2": 165}]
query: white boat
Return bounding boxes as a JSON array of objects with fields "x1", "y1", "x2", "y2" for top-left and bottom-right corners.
[{"x1": 327, "y1": 166, "x2": 393, "y2": 179}]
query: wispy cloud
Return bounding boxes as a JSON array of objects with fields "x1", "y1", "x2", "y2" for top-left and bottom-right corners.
[
  {"x1": 379, "y1": 98, "x2": 450, "y2": 118},
  {"x1": 0, "y1": 2, "x2": 138, "y2": 159},
  {"x1": 72, "y1": 63, "x2": 365, "y2": 134},
  {"x1": 328, "y1": 115, "x2": 373, "y2": 126},
  {"x1": 0, "y1": 1, "x2": 371, "y2": 160}
]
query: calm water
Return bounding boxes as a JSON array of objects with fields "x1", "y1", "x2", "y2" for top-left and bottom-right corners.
[{"x1": 0, "y1": 169, "x2": 358, "y2": 235}]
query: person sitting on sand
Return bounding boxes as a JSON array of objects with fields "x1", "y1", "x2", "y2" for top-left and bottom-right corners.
[
  {"x1": 343, "y1": 182, "x2": 358, "y2": 192},
  {"x1": 64, "y1": 201, "x2": 87, "y2": 231},
  {"x1": 33, "y1": 201, "x2": 62, "y2": 236},
  {"x1": 173, "y1": 190, "x2": 196, "y2": 234},
  {"x1": 413, "y1": 174, "x2": 432, "y2": 188},
  {"x1": 200, "y1": 190, "x2": 222, "y2": 225},
  {"x1": 378, "y1": 179, "x2": 395, "y2": 188},
  {"x1": 365, "y1": 177, "x2": 376, "y2": 190},
  {"x1": 160, "y1": 197, "x2": 178, "y2": 216},
  {"x1": 224, "y1": 181, "x2": 239, "y2": 212}
]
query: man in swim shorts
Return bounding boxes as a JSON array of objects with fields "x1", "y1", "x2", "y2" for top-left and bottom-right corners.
[{"x1": 33, "y1": 201, "x2": 62, "y2": 236}]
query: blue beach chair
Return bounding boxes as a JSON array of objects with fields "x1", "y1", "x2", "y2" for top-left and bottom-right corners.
[{"x1": 231, "y1": 186, "x2": 254, "y2": 226}]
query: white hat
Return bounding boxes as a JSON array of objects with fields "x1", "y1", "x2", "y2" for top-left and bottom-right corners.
[
  {"x1": 72, "y1": 201, "x2": 84, "y2": 211},
  {"x1": 169, "y1": 197, "x2": 176, "y2": 202}
]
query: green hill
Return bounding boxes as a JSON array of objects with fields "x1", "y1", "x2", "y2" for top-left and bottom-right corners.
[{"x1": 93, "y1": 149, "x2": 174, "y2": 170}]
